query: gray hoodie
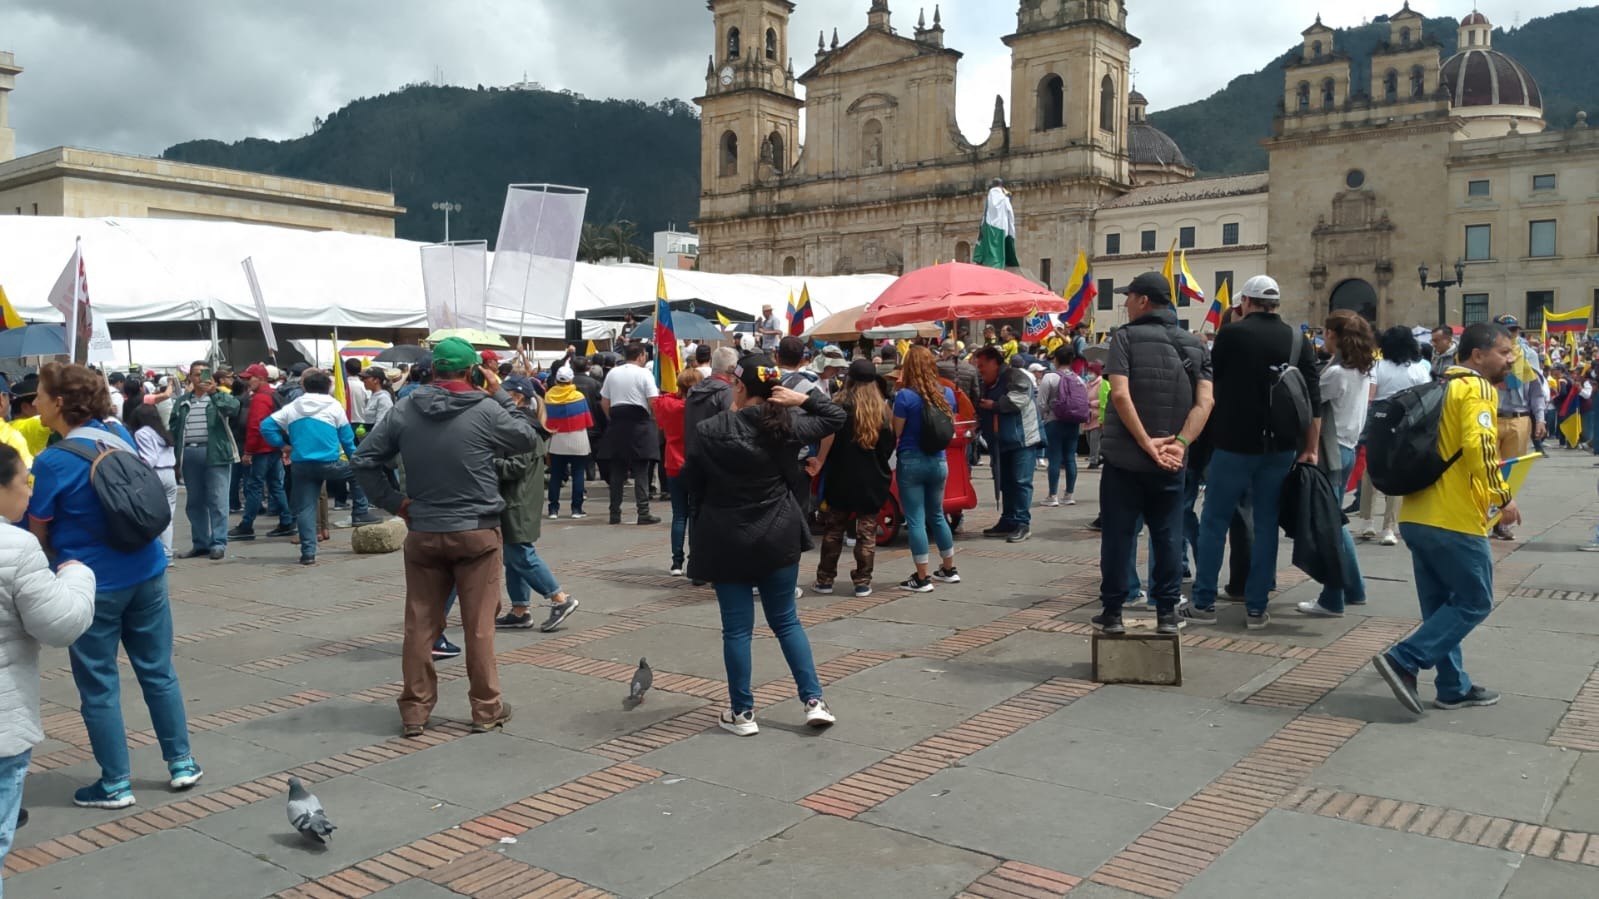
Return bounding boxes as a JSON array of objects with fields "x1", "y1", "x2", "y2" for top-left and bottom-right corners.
[{"x1": 352, "y1": 383, "x2": 537, "y2": 533}]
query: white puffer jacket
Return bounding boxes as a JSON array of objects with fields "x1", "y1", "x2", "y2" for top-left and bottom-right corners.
[{"x1": 0, "y1": 526, "x2": 95, "y2": 758}]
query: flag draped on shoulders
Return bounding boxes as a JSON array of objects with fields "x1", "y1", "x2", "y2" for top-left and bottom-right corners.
[
  {"x1": 654, "y1": 268, "x2": 680, "y2": 395},
  {"x1": 1059, "y1": 251, "x2": 1094, "y2": 329},
  {"x1": 544, "y1": 383, "x2": 593, "y2": 433},
  {"x1": 973, "y1": 186, "x2": 1019, "y2": 269}
]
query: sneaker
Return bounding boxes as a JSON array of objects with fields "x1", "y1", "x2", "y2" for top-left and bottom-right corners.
[
  {"x1": 1063, "y1": 494, "x2": 1076, "y2": 506},
  {"x1": 266, "y1": 524, "x2": 297, "y2": 538},
  {"x1": 1580, "y1": 543, "x2": 1599, "y2": 553},
  {"x1": 981, "y1": 524, "x2": 1017, "y2": 538},
  {"x1": 610, "y1": 513, "x2": 623, "y2": 525},
  {"x1": 1006, "y1": 525, "x2": 1031, "y2": 543},
  {"x1": 1434, "y1": 685, "x2": 1500, "y2": 710},
  {"x1": 794, "y1": 587, "x2": 804, "y2": 601},
  {"x1": 853, "y1": 584, "x2": 873, "y2": 598},
  {"x1": 547, "y1": 509, "x2": 559, "y2": 519},
  {"x1": 402, "y1": 723, "x2": 425, "y2": 739},
  {"x1": 1221, "y1": 586, "x2": 1247, "y2": 603},
  {"x1": 167, "y1": 757, "x2": 203, "y2": 790},
  {"x1": 804, "y1": 699, "x2": 836, "y2": 728},
  {"x1": 1087, "y1": 518, "x2": 1102, "y2": 531},
  {"x1": 1155, "y1": 612, "x2": 1183, "y2": 635},
  {"x1": 1491, "y1": 523, "x2": 1516, "y2": 542},
  {"x1": 1296, "y1": 601, "x2": 1344, "y2": 618},
  {"x1": 899, "y1": 575, "x2": 934, "y2": 593},
  {"x1": 931, "y1": 566, "x2": 961, "y2": 584},
  {"x1": 1245, "y1": 611, "x2": 1271, "y2": 630},
  {"x1": 1359, "y1": 522, "x2": 1377, "y2": 540},
  {"x1": 298, "y1": 555, "x2": 315, "y2": 566},
  {"x1": 1041, "y1": 495, "x2": 1060, "y2": 507},
  {"x1": 471, "y1": 702, "x2": 513, "y2": 734},
  {"x1": 719, "y1": 710, "x2": 759, "y2": 736},
  {"x1": 1091, "y1": 612, "x2": 1125, "y2": 635},
  {"x1": 540, "y1": 598, "x2": 580, "y2": 632},
  {"x1": 812, "y1": 582, "x2": 835, "y2": 595},
  {"x1": 207, "y1": 548, "x2": 225, "y2": 561},
  {"x1": 352, "y1": 511, "x2": 383, "y2": 526},
  {"x1": 638, "y1": 514, "x2": 662, "y2": 525},
  {"x1": 570, "y1": 511, "x2": 588, "y2": 520},
  {"x1": 670, "y1": 566, "x2": 685, "y2": 577},
  {"x1": 845, "y1": 536, "x2": 857, "y2": 548},
  {"x1": 227, "y1": 525, "x2": 255, "y2": 541},
  {"x1": 73, "y1": 779, "x2": 135, "y2": 810},
  {"x1": 1372, "y1": 652, "x2": 1423, "y2": 714},
  {"x1": 495, "y1": 610, "x2": 536, "y2": 629},
  {"x1": 1379, "y1": 529, "x2": 1398, "y2": 547},
  {"x1": 431, "y1": 637, "x2": 462, "y2": 660},
  {"x1": 1179, "y1": 604, "x2": 1217, "y2": 626}
]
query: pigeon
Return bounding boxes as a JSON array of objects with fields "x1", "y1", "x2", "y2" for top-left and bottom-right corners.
[
  {"x1": 624, "y1": 658, "x2": 652, "y2": 708},
  {"x1": 287, "y1": 777, "x2": 336, "y2": 846}
]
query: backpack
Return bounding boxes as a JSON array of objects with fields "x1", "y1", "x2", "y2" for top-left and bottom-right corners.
[
  {"x1": 1050, "y1": 372, "x2": 1091, "y2": 424},
  {"x1": 1362, "y1": 374, "x2": 1467, "y2": 496},
  {"x1": 1266, "y1": 329, "x2": 1314, "y2": 450},
  {"x1": 919, "y1": 390, "x2": 956, "y2": 455},
  {"x1": 56, "y1": 437, "x2": 173, "y2": 552}
]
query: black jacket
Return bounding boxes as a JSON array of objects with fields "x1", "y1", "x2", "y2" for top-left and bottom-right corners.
[
  {"x1": 572, "y1": 373, "x2": 605, "y2": 439},
  {"x1": 937, "y1": 358, "x2": 982, "y2": 409},
  {"x1": 1280, "y1": 462, "x2": 1346, "y2": 589},
  {"x1": 1209, "y1": 312, "x2": 1322, "y2": 455},
  {"x1": 683, "y1": 375, "x2": 734, "y2": 457},
  {"x1": 820, "y1": 401, "x2": 894, "y2": 515},
  {"x1": 1101, "y1": 306, "x2": 1211, "y2": 474},
  {"x1": 682, "y1": 396, "x2": 846, "y2": 584}
]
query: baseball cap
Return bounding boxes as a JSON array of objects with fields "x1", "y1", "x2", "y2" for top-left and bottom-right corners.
[
  {"x1": 1237, "y1": 275, "x2": 1282, "y2": 302},
  {"x1": 290, "y1": 362, "x2": 311, "y2": 375},
  {"x1": 1113, "y1": 271, "x2": 1172, "y2": 304},
  {"x1": 555, "y1": 366, "x2": 575, "y2": 383},
  {"x1": 1493, "y1": 313, "x2": 1520, "y2": 329},
  {"x1": 361, "y1": 365, "x2": 388, "y2": 381},
  {"x1": 11, "y1": 374, "x2": 38, "y2": 400},
  {"x1": 264, "y1": 364, "x2": 281, "y2": 380},
  {"x1": 480, "y1": 349, "x2": 501, "y2": 365},
  {"x1": 432, "y1": 336, "x2": 482, "y2": 372},
  {"x1": 735, "y1": 354, "x2": 782, "y2": 399},
  {"x1": 502, "y1": 376, "x2": 538, "y2": 400},
  {"x1": 1028, "y1": 362, "x2": 1046, "y2": 373},
  {"x1": 241, "y1": 363, "x2": 270, "y2": 380}
]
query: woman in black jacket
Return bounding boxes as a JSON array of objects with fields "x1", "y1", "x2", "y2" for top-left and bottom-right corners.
[
  {"x1": 682, "y1": 354, "x2": 846, "y2": 737},
  {"x1": 810, "y1": 359, "x2": 894, "y2": 598}
]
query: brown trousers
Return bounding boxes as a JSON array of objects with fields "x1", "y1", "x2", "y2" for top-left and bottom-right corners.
[
  {"x1": 815, "y1": 507, "x2": 878, "y2": 587},
  {"x1": 1497, "y1": 414, "x2": 1531, "y2": 461},
  {"x1": 399, "y1": 528, "x2": 505, "y2": 727}
]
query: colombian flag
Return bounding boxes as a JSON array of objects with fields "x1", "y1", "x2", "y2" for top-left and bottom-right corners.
[
  {"x1": 1161, "y1": 240, "x2": 1178, "y2": 304},
  {"x1": 1177, "y1": 251, "x2": 1205, "y2": 309},
  {"x1": 654, "y1": 268, "x2": 680, "y2": 394},
  {"x1": 1557, "y1": 379, "x2": 1585, "y2": 448},
  {"x1": 1059, "y1": 250, "x2": 1094, "y2": 329},
  {"x1": 1205, "y1": 279, "x2": 1231, "y2": 331},
  {"x1": 0, "y1": 284, "x2": 24, "y2": 330},
  {"x1": 1545, "y1": 305, "x2": 1592, "y2": 334},
  {"x1": 788, "y1": 284, "x2": 814, "y2": 336}
]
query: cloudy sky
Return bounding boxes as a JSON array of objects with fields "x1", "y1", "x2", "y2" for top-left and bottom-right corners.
[{"x1": 1, "y1": 1, "x2": 1580, "y2": 158}]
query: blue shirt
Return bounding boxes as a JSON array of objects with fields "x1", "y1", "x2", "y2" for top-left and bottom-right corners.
[
  {"x1": 28, "y1": 420, "x2": 166, "y2": 591},
  {"x1": 893, "y1": 386, "x2": 956, "y2": 457}
]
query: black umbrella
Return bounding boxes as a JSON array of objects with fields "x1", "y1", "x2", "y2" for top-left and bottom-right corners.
[{"x1": 373, "y1": 345, "x2": 431, "y2": 365}]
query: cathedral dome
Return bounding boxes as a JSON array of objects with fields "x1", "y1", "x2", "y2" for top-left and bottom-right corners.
[
  {"x1": 1460, "y1": 12, "x2": 1489, "y2": 26},
  {"x1": 1126, "y1": 91, "x2": 1192, "y2": 170},
  {"x1": 1441, "y1": 12, "x2": 1541, "y2": 111}
]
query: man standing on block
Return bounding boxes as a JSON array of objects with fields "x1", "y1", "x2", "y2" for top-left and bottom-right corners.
[
  {"x1": 1373, "y1": 323, "x2": 1518, "y2": 714},
  {"x1": 352, "y1": 337, "x2": 538, "y2": 737}
]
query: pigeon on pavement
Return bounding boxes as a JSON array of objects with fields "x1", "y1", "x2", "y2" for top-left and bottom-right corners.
[
  {"x1": 625, "y1": 658, "x2": 653, "y2": 708},
  {"x1": 287, "y1": 777, "x2": 336, "y2": 845}
]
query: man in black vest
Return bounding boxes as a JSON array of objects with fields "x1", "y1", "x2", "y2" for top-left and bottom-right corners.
[{"x1": 1092, "y1": 271, "x2": 1214, "y2": 636}]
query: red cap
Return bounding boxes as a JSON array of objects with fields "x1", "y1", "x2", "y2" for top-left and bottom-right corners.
[
  {"x1": 480, "y1": 350, "x2": 501, "y2": 364},
  {"x1": 240, "y1": 363, "x2": 271, "y2": 380}
]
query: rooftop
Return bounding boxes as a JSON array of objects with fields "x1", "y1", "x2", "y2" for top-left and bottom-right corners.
[{"x1": 1101, "y1": 171, "x2": 1270, "y2": 208}]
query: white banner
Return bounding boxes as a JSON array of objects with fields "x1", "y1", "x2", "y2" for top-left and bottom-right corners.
[
  {"x1": 420, "y1": 241, "x2": 488, "y2": 332},
  {"x1": 86, "y1": 318, "x2": 114, "y2": 365},
  {"x1": 485, "y1": 184, "x2": 588, "y2": 341},
  {"x1": 240, "y1": 256, "x2": 278, "y2": 353}
]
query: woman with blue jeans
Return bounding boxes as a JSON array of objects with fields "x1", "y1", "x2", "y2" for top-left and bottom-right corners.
[
  {"x1": 28, "y1": 363, "x2": 202, "y2": 811},
  {"x1": 1040, "y1": 346, "x2": 1085, "y2": 506},
  {"x1": 1300, "y1": 311, "x2": 1373, "y2": 616},
  {"x1": 682, "y1": 355, "x2": 845, "y2": 737},
  {"x1": 892, "y1": 345, "x2": 960, "y2": 592}
]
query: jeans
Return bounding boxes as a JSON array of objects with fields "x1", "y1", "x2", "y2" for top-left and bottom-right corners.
[
  {"x1": 667, "y1": 474, "x2": 689, "y2": 568},
  {"x1": 181, "y1": 446, "x2": 231, "y2": 552},
  {"x1": 1086, "y1": 427, "x2": 1102, "y2": 466},
  {"x1": 156, "y1": 467, "x2": 177, "y2": 560},
  {"x1": 1192, "y1": 448, "x2": 1296, "y2": 613},
  {"x1": 0, "y1": 748, "x2": 28, "y2": 878},
  {"x1": 996, "y1": 445, "x2": 1037, "y2": 529},
  {"x1": 714, "y1": 563, "x2": 821, "y2": 713},
  {"x1": 548, "y1": 453, "x2": 587, "y2": 514},
  {"x1": 1315, "y1": 446, "x2": 1367, "y2": 612},
  {"x1": 291, "y1": 459, "x2": 349, "y2": 559},
  {"x1": 899, "y1": 448, "x2": 954, "y2": 564},
  {"x1": 240, "y1": 452, "x2": 292, "y2": 530},
  {"x1": 1390, "y1": 523, "x2": 1494, "y2": 701},
  {"x1": 1588, "y1": 408, "x2": 1599, "y2": 454},
  {"x1": 1099, "y1": 463, "x2": 1186, "y2": 614},
  {"x1": 504, "y1": 542, "x2": 561, "y2": 608},
  {"x1": 1045, "y1": 420, "x2": 1081, "y2": 497},
  {"x1": 69, "y1": 572, "x2": 191, "y2": 784},
  {"x1": 230, "y1": 460, "x2": 245, "y2": 509}
]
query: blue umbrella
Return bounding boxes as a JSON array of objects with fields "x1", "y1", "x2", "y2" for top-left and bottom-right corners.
[
  {"x1": 0, "y1": 324, "x2": 67, "y2": 358},
  {"x1": 628, "y1": 312, "x2": 728, "y2": 343}
]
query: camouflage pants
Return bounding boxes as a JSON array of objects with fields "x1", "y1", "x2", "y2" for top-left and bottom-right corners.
[{"x1": 816, "y1": 507, "x2": 878, "y2": 588}]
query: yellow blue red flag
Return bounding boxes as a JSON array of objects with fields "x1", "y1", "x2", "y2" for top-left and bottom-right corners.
[
  {"x1": 788, "y1": 285, "x2": 814, "y2": 336},
  {"x1": 654, "y1": 267, "x2": 680, "y2": 394},
  {"x1": 1205, "y1": 279, "x2": 1231, "y2": 330},
  {"x1": 1177, "y1": 251, "x2": 1205, "y2": 308},
  {"x1": 1059, "y1": 250, "x2": 1094, "y2": 329}
]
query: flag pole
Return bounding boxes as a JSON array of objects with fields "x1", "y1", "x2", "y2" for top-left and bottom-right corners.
[{"x1": 68, "y1": 237, "x2": 82, "y2": 364}]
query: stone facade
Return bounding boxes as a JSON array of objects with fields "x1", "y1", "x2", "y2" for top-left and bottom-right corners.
[{"x1": 0, "y1": 51, "x2": 19, "y2": 164}]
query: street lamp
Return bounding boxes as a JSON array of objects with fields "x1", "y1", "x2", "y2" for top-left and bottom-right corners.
[
  {"x1": 1419, "y1": 259, "x2": 1466, "y2": 328},
  {"x1": 431, "y1": 201, "x2": 462, "y2": 242}
]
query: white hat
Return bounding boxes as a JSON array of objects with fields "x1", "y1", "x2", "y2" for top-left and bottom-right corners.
[
  {"x1": 264, "y1": 364, "x2": 281, "y2": 381},
  {"x1": 1028, "y1": 362, "x2": 1046, "y2": 372},
  {"x1": 555, "y1": 366, "x2": 575, "y2": 383},
  {"x1": 1238, "y1": 275, "x2": 1281, "y2": 302}
]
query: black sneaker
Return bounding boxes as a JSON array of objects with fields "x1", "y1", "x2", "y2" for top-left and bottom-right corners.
[
  {"x1": 931, "y1": 566, "x2": 961, "y2": 584},
  {"x1": 540, "y1": 598, "x2": 580, "y2": 632},
  {"x1": 266, "y1": 524, "x2": 297, "y2": 538},
  {"x1": 1006, "y1": 526, "x2": 1031, "y2": 544},
  {"x1": 1087, "y1": 517, "x2": 1102, "y2": 531},
  {"x1": 495, "y1": 611, "x2": 536, "y2": 629},
  {"x1": 609, "y1": 513, "x2": 623, "y2": 525},
  {"x1": 1156, "y1": 612, "x2": 1183, "y2": 635},
  {"x1": 184, "y1": 548, "x2": 210, "y2": 559},
  {"x1": 1178, "y1": 604, "x2": 1217, "y2": 626},
  {"x1": 637, "y1": 514, "x2": 662, "y2": 525},
  {"x1": 1372, "y1": 652, "x2": 1423, "y2": 714},
  {"x1": 431, "y1": 637, "x2": 462, "y2": 660},
  {"x1": 207, "y1": 548, "x2": 225, "y2": 561},
  {"x1": 981, "y1": 524, "x2": 1016, "y2": 538},
  {"x1": 1434, "y1": 685, "x2": 1499, "y2": 710},
  {"x1": 352, "y1": 511, "x2": 383, "y2": 525},
  {"x1": 228, "y1": 525, "x2": 255, "y2": 540},
  {"x1": 898, "y1": 575, "x2": 934, "y2": 593},
  {"x1": 298, "y1": 555, "x2": 315, "y2": 566},
  {"x1": 1091, "y1": 612, "x2": 1125, "y2": 635}
]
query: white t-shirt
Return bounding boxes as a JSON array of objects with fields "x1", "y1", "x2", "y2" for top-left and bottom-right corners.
[
  {"x1": 346, "y1": 375, "x2": 370, "y2": 423},
  {"x1": 600, "y1": 363, "x2": 660, "y2": 410},
  {"x1": 759, "y1": 315, "x2": 782, "y2": 350},
  {"x1": 1371, "y1": 359, "x2": 1431, "y2": 402},
  {"x1": 1319, "y1": 362, "x2": 1371, "y2": 450}
]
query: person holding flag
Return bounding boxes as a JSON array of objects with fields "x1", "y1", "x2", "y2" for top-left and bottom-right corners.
[{"x1": 973, "y1": 179, "x2": 1020, "y2": 269}]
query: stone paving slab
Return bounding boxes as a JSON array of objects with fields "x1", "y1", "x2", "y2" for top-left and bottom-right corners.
[
  {"x1": 1499, "y1": 856, "x2": 1599, "y2": 898},
  {"x1": 6, "y1": 826, "x2": 304, "y2": 896},
  {"x1": 358, "y1": 732, "x2": 607, "y2": 812},
  {"x1": 636, "y1": 726, "x2": 887, "y2": 801}
]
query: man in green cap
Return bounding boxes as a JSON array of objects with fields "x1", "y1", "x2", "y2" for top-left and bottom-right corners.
[{"x1": 352, "y1": 336, "x2": 538, "y2": 737}]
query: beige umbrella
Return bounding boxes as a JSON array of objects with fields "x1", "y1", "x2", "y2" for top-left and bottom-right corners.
[{"x1": 807, "y1": 303, "x2": 942, "y2": 342}]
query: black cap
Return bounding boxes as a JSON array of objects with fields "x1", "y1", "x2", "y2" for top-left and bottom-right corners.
[
  {"x1": 11, "y1": 374, "x2": 38, "y2": 400},
  {"x1": 1113, "y1": 271, "x2": 1171, "y2": 304},
  {"x1": 290, "y1": 362, "x2": 311, "y2": 375},
  {"x1": 846, "y1": 358, "x2": 879, "y2": 383}
]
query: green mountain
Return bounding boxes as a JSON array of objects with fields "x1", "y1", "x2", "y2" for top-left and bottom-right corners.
[
  {"x1": 163, "y1": 86, "x2": 701, "y2": 248},
  {"x1": 1149, "y1": 7, "x2": 1599, "y2": 175}
]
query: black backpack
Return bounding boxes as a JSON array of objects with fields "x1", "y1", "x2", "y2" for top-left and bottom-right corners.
[
  {"x1": 56, "y1": 438, "x2": 172, "y2": 552},
  {"x1": 1362, "y1": 373, "x2": 1468, "y2": 496},
  {"x1": 919, "y1": 391, "x2": 956, "y2": 455},
  {"x1": 1266, "y1": 329, "x2": 1314, "y2": 450}
]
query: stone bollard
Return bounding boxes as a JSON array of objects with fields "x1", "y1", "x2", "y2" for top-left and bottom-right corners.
[{"x1": 351, "y1": 517, "x2": 407, "y2": 554}]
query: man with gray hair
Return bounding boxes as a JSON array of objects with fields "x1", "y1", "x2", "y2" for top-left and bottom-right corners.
[
  {"x1": 937, "y1": 339, "x2": 981, "y2": 410},
  {"x1": 684, "y1": 346, "x2": 738, "y2": 457}
]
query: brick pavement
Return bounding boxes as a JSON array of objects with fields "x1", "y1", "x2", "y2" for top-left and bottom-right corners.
[{"x1": 5, "y1": 451, "x2": 1598, "y2": 897}]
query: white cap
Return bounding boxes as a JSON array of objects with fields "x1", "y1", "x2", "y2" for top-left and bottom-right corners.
[
  {"x1": 1028, "y1": 362, "x2": 1046, "y2": 372},
  {"x1": 264, "y1": 364, "x2": 281, "y2": 381},
  {"x1": 1238, "y1": 275, "x2": 1281, "y2": 302},
  {"x1": 556, "y1": 366, "x2": 575, "y2": 383}
]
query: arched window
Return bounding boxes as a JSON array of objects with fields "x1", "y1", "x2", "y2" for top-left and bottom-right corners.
[
  {"x1": 1410, "y1": 66, "x2": 1425, "y2": 98},
  {"x1": 1311, "y1": 40, "x2": 1322, "y2": 58},
  {"x1": 765, "y1": 28, "x2": 778, "y2": 60},
  {"x1": 1399, "y1": 26, "x2": 1411, "y2": 45},
  {"x1": 763, "y1": 131, "x2": 785, "y2": 174},
  {"x1": 1383, "y1": 69, "x2": 1398, "y2": 102},
  {"x1": 862, "y1": 119, "x2": 884, "y2": 168},
  {"x1": 727, "y1": 28, "x2": 741, "y2": 60},
  {"x1": 782, "y1": 256, "x2": 797, "y2": 276},
  {"x1": 1321, "y1": 78, "x2": 1336, "y2": 109},
  {"x1": 955, "y1": 240, "x2": 971, "y2": 263},
  {"x1": 720, "y1": 130, "x2": 739, "y2": 177},
  {"x1": 1099, "y1": 75, "x2": 1116, "y2": 132},
  {"x1": 1296, "y1": 81, "x2": 1311, "y2": 111},
  {"x1": 1037, "y1": 74, "x2": 1065, "y2": 131}
]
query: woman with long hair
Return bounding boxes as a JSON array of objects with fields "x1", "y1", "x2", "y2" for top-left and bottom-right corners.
[
  {"x1": 683, "y1": 355, "x2": 845, "y2": 736},
  {"x1": 652, "y1": 367, "x2": 702, "y2": 576},
  {"x1": 123, "y1": 378, "x2": 179, "y2": 564},
  {"x1": 28, "y1": 363, "x2": 201, "y2": 810},
  {"x1": 1300, "y1": 311, "x2": 1375, "y2": 617},
  {"x1": 1360, "y1": 325, "x2": 1433, "y2": 544},
  {"x1": 812, "y1": 359, "x2": 894, "y2": 598},
  {"x1": 893, "y1": 345, "x2": 960, "y2": 592}
]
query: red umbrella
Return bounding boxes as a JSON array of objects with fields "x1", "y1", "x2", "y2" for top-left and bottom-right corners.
[{"x1": 855, "y1": 263, "x2": 1066, "y2": 330}]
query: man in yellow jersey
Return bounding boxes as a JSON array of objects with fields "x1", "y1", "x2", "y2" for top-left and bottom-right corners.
[{"x1": 1373, "y1": 322, "x2": 1518, "y2": 715}]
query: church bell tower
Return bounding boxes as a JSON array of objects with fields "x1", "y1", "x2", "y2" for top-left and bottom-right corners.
[{"x1": 696, "y1": 1, "x2": 803, "y2": 196}]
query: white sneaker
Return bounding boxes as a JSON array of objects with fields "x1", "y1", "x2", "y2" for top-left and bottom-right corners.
[
  {"x1": 1042, "y1": 495, "x2": 1060, "y2": 507},
  {"x1": 1580, "y1": 543, "x2": 1599, "y2": 553},
  {"x1": 669, "y1": 566, "x2": 684, "y2": 577},
  {"x1": 1063, "y1": 494, "x2": 1076, "y2": 506},
  {"x1": 804, "y1": 699, "x2": 836, "y2": 728},
  {"x1": 794, "y1": 587, "x2": 804, "y2": 601},
  {"x1": 1296, "y1": 601, "x2": 1344, "y2": 618},
  {"x1": 1359, "y1": 522, "x2": 1377, "y2": 540},
  {"x1": 547, "y1": 510, "x2": 559, "y2": 519},
  {"x1": 1036, "y1": 458, "x2": 1048, "y2": 469},
  {"x1": 845, "y1": 536, "x2": 857, "y2": 547},
  {"x1": 719, "y1": 710, "x2": 759, "y2": 737},
  {"x1": 1380, "y1": 529, "x2": 1398, "y2": 546},
  {"x1": 569, "y1": 512, "x2": 588, "y2": 520}
]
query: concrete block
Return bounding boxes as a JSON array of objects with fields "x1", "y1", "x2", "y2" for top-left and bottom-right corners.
[
  {"x1": 351, "y1": 517, "x2": 406, "y2": 553},
  {"x1": 1092, "y1": 632, "x2": 1182, "y2": 685}
]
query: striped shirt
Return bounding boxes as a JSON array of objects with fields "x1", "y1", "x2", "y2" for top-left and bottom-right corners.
[{"x1": 183, "y1": 395, "x2": 210, "y2": 446}]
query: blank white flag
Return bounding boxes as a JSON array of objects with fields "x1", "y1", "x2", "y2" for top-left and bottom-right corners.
[
  {"x1": 485, "y1": 184, "x2": 588, "y2": 338},
  {"x1": 420, "y1": 241, "x2": 488, "y2": 332}
]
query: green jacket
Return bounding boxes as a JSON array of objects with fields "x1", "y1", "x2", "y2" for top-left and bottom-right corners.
[
  {"x1": 169, "y1": 388, "x2": 242, "y2": 466},
  {"x1": 494, "y1": 407, "x2": 549, "y2": 545}
]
